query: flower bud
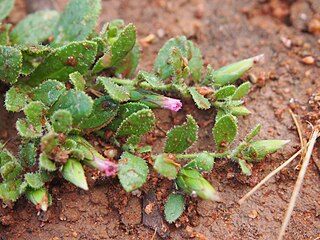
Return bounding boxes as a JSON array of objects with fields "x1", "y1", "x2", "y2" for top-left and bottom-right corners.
[
  {"x1": 25, "y1": 187, "x2": 51, "y2": 211},
  {"x1": 176, "y1": 168, "x2": 222, "y2": 202},
  {"x1": 241, "y1": 140, "x2": 289, "y2": 162}
]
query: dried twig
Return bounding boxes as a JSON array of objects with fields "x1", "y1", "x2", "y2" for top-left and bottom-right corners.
[
  {"x1": 278, "y1": 127, "x2": 319, "y2": 240},
  {"x1": 238, "y1": 149, "x2": 302, "y2": 205}
]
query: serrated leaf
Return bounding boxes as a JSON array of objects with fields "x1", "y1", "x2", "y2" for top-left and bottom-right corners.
[
  {"x1": 79, "y1": 96, "x2": 119, "y2": 132},
  {"x1": 214, "y1": 85, "x2": 236, "y2": 100},
  {"x1": 165, "y1": 193, "x2": 185, "y2": 223},
  {"x1": 11, "y1": 10, "x2": 59, "y2": 44},
  {"x1": 137, "y1": 70, "x2": 165, "y2": 88},
  {"x1": 154, "y1": 36, "x2": 202, "y2": 82},
  {"x1": 16, "y1": 119, "x2": 42, "y2": 138},
  {"x1": 0, "y1": 179, "x2": 22, "y2": 202},
  {"x1": 27, "y1": 41, "x2": 97, "y2": 86},
  {"x1": 232, "y1": 82, "x2": 251, "y2": 100},
  {"x1": 107, "y1": 102, "x2": 149, "y2": 131},
  {"x1": 69, "y1": 71, "x2": 85, "y2": 91},
  {"x1": 115, "y1": 43, "x2": 140, "y2": 78},
  {"x1": 39, "y1": 153, "x2": 56, "y2": 171},
  {"x1": 51, "y1": 109, "x2": 73, "y2": 133},
  {"x1": 52, "y1": 0, "x2": 101, "y2": 44},
  {"x1": 213, "y1": 114, "x2": 237, "y2": 150},
  {"x1": 25, "y1": 187, "x2": 50, "y2": 211},
  {"x1": 62, "y1": 159, "x2": 88, "y2": 190},
  {"x1": 32, "y1": 80, "x2": 66, "y2": 106},
  {"x1": 5, "y1": 86, "x2": 27, "y2": 112},
  {"x1": 24, "y1": 173, "x2": 44, "y2": 189},
  {"x1": 188, "y1": 87, "x2": 211, "y2": 109},
  {"x1": 115, "y1": 109, "x2": 155, "y2": 137},
  {"x1": 0, "y1": 160, "x2": 22, "y2": 180},
  {"x1": 93, "y1": 24, "x2": 136, "y2": 73},
  {"x1": 184, "y1": 152, "x2": 214, "y2": 172},
  {"x1": 0, "y1": 0, "x2": 14, "y2": 21},
  {"x1": 0, "y1": 23, "x2": 10, "y2": 45},
  {"x1": 98, "y1": 77, "x2": 130, "y2": 102},
  {"x1": 50, "y1": 90, "x2": 93, "y2": 125},
  {"x1": 24, "y1": 101, "x2": 45, "y2": 125},
  {"x1": 19, "y1": 142, "x2": 36, "y2": 167},
  {"x1": 118, "y1": 152, "x2": 148, "y2": 192},
  {"x1": 164, "y1": 115, "x2": 198, "y2": 154},
  {"x1": 0, "y1": 46, "x2": 22, "y2": 84},
  {"x1": 154, "y1": 154, "x2": 179, "y2": 179}
]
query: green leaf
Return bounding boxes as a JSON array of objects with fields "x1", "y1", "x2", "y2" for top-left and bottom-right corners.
[
  {"x1": 137, "y1": 70, "x2": 165, "y2": 88},
  {"x1": 0, "y1": 23, "x2": 10, "y2": 45},
  {"x1": 115, "y1": 109, "x2": 155, "y2": 137},
  {"x1": 24, "y1": 173, "x2": 44, "y2": 189},
  {"x1": 52, "y1": 0, "x2": 101, "y2": 44},
  {"x1": 107, "y1": 102, "x2": 149, "y2": 131},
  {"x1": 51, "y1": 109, "x2": 73, "y2": 133},
  {"x1": 39, "y1": 153, "x2": 56, "y2": 171},
  {"x1": 0, "y1": 160, "x2": 22, "y2": 180},
  {"x1": 24, "y1": 101, "x2": 45, "y2": 125},
  {"x1": 40, "y1": 132, "x2": 60, "y2": 155},
  {"x1": 79, "y1": 96, "x2": 119, "y2": 132},
  {"x1": 165, "y1": 193, "x2": 185, "y2": 223},
  {"x1": 69, "y1": 72, "x2": 85, "y2": 91},
  {"x1": 19, "y1": 142, "x2": 36, "y2": 167},
  {"x1": 164, "y1": 115, "x2": 198, "y2": 154},
  {"x1": 241, "y1": 140, "x2": 289, "y2": 162},
  {"x1": 50, "y1": 90, "x2": 93, "y2": 125},
  {"x1": 214, "y1": 85, "x2": 236, "y2": 100},
  {"x1": 237, "y1": 159, "x2": 252, "y2": 176},
  {"x1": 213, "y1": 114, "x2": 237, "y2": 150},
  {"x1": 27, "y1": 41, "x2": 97, "y2": 86},
  {"x1": 5, "y1": 86, "x2": 27, "y2": 112},
  {"x1": 154, "y1": 36, "x2": 203, "y2": 81},
  {"x1": 245, "y1": 124, "x2": 261, "y2": 142},
  {"x1": 0, "y1": 179, "x2": 22, "y2": 202},
  {"x1": 0, "y1": 46, "x2": 22, "y2": 84},
  {"x1": 184, "y1": 152, "x2": 214, "y2": 172},
  {"x1": 154, "y1": 154, "x2": 179, "y2": 180},
  {"x1": 62, "y1": 159, "x2": 88, "y2": 190},
  {"x1": 114, "y1": 43, "x2": 140, "y2": 78},
  {"x1": 98, "y1": 77, "x2": 130, "y2": 102},
  {"x1": 0, "y1": 0, "x2": 14, "y2": 21},
  {"x1": 32, "y1": 80, "x2": 66, "y2": 106},
  {"x1": 118, "y1": 152, "x2": 148, "y2": 192},
  {"x1": 232, "y1": 82, "x2": 251, "y2": 100},
  {"x1": 188, "y1": 87, "x2": 211, "y2": 110},
  {"x1": 93, "y1": 24, "x2": 136, "y2": 73},
  {"x1": 11, "y1": 10, "x2": 59, "y2": 44},
  {"x1": 16, "y1": 119, "x2": 42, "y2": 138},
  {"x1": 213, "y1": 55, "x2": 263, "y2": 87},
  {"x1": 25, "y1": 187, "x2": 51, "y2": 211},
  {"x1": 231, "y1": 106, "x2": 251, "y2": 116}
]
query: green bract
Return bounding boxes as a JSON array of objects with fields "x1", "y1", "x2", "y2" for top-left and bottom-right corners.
[{"x1": 0, "y1": 0, "x2": 287, "y2": 223}]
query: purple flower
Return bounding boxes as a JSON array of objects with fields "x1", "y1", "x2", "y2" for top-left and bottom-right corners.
[
  {"x1": 94, "y1": 157, "x2": 118, "y2": 176},
  {"x1": 159, "y1": 97, "x2": 182, "y2": 112}
]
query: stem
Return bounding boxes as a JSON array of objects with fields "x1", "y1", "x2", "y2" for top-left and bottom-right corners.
[{"x1": 175, "y1": 151, "x2": 231, "y2": 160}]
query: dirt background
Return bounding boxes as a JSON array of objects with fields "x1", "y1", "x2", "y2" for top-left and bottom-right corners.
[{"x1": 1, "y1": 0, "x2": 320, "y2": 239}]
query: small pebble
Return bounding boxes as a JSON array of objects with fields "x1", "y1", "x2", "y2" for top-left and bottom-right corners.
[
  {"x1": 248, "y1": 210, "x2": 258, "y2": 219},
  {"x1": 301, "y1": 56, "x2": 315, "y2": 65}
]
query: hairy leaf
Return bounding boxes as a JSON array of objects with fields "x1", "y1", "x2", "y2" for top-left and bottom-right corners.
[
  {"x1": 19, "y1": 142, "x2": 36, "y2": 167},
  {"x1": 232, "y1": 82, "x2": 251, "y2": 100},
  {"x1": 188, "y1": 87, "x2": 211, "y2": 109},
  {"x1": 24, "y1": 101, "x2": 45, "y2": 125},
  {"x1": 0, "y1": 179, "x2": 22, "y2": 202},
  {"x1": 98, "y1": 77, "x2": 130, "y2": 102},
  {"x1": 0, "y1": 46, "x2": 22, "y2": 84},
  {"x1": 184, "y1": 152, "x2": 214, "y2": 172},
  {"x1": 137, "y1": 70, "x2": 165, "y2": 88},
  {"x1": 214, "y1": 85, "x2": 236, "y2": 100},
  {"x1": 11, "y1": 10, "x2": 59, "y2": 44},
  {"x1": 51, "y1": 109, "x2": 73, "y2": 133},
  {"x1": 5, "y1": 86, "x2": 27, "y2": 112},
  {"x1": 27, "y1": 41, "x2": 97, "y2": 86},
  {"x1": 25, "y1": 173, "x2": 44, "y2": 189},
  {"x1": 16, "y1": 119, "x2": 42, "y2": 138},
  {"x1": 0, "y1": 161, "x2": 22, "y2": 180},
  {"x1": 32, "y1": 80, "x2": 66, "y2": 106},
  {"x1": 52, "y1": 0, "x2": 101, "y2": 44},
  {"x1": 165, "y1": 193, "x2": 185, "y2": 223},
  {"x1": 154, "y1": 154, "x2": 179, "y2": 180},
  {"x1": 164, "y1": 115, "x2": 198, "y2": 153},
  {"x1": 213, "y1": 114, "x2": 237, "y2": 150},
  {"x1": 69, "y1": 71, "x2": 85, "y2": 91},
  {"x1": 39, "y1": 153, "x2": 56, "y2": 171},
  {"x1": 118, "y1": 152, "x2": 148, "y2": 192},
  {"x1": 115, "y1": 43, "x2": 140, "y2": 78}
]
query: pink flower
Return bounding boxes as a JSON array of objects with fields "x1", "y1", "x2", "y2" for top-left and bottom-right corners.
[
  {"x1": 94, "y1": 157, "x2": 118, "y2": 176},
  {"x1": 160, "y1": 97, "x2": 182, "y2": 112}
]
